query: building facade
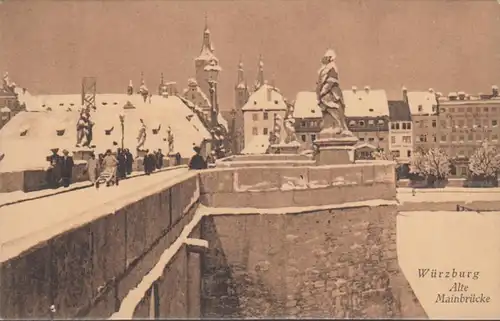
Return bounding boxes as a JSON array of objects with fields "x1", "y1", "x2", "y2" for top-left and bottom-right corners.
[
  {"x1": 388, "y1": 100, "x2": 413, "y2": 164},
  {"x1": 292, "y1": 91, "x2": 322, "y2": 151},
  {"x1": 0, "y1": 74, "x2": 25, "y2": 129},
  {"x1": 241, "y1": 81, "x2": 287, "y2": 153},
  {"x1": 344, "y1": 86, "x2": 390, "y2": 159},
  {"x1": 404, "y1": 88, "x2": 439, "y2": 153},
  {"x1": 436, "y1": 86, "x2": 500, "y2": 176}
]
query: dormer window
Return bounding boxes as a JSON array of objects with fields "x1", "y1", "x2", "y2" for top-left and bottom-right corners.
[
  {"x1": 56, "y1": 129, "x2": 65, "y2": 136},
  {"x1": 274, "y1": 100, "x2": 278, "y2": 105},
  {"x1": 253, "y1": 101, "x2": 257, "y2": 105},
  {"x1": 368, "y1": 108, "x2": 374, "y2": 112},
  {"x1": 418, "y1": 105, "x2": 423, "y2": 112},
  {"x1": 59, "y1": 103, "x2": 64, "y2": 106},
  {"x1": 70, "y1": 103, "x2": 75, "y2": 106},
  {"x1": 102, "y1": 102, "x2": 108, "y2": 106}
]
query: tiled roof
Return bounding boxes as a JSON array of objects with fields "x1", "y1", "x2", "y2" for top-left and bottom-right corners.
[
  {"x1": 388, "y1": 100, "x2": 412, "y2": 122},
  {"x1": 343, "y1": 87, "x2": 389, "y2": 117},
  {"x1": 406, "y1": 91, "x2": 437, "y2": 115},
  {"x1": 292, "y1": 91, "x2": 322, "y2": 119},
  {"x1": 241, "y1": 84, "x2": 287, "y2": 112}
]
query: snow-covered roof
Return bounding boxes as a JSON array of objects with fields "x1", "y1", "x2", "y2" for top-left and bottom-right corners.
[
  {"x1": 293, "y1": 91, "x2": 322, "y2": 119},
  {"x1": 0, "y1": 106, "x2": 11, "y2": 113},
  {"x1": 343, "y1": 87, "x2": 389, "y2": 117},
  {"x1": 241, "y1": 135, "x2": 269, "y2": 155},
  {"x1": 406, "y1": 91, "x2": 438, "y2": 115},
  {"x1": 241, "y1": 84, "x2": 287, "y2": 112},
  {"x1": 0, "y1": 94, "x2": 211, "y2": 171}
]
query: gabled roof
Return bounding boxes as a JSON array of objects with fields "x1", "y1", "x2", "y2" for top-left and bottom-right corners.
[
  {"x1": 355, "y1": 142, "x2": 377, "y2": 150},
  {"x1": 388, "y1": 100, "x2": 412, "y2": 122},
  {"x1": 241, "y1": 84, "x2": 287, "y2": 112},
  {"x1": 343, "y1": 88, "x2": 389, "y2": 117},
  {"x1": 293, "y1": 91, "x2": 322, "y2": 119},
  {"x1": 406, "y1": 91, "x2": 438, "y2": 115}
]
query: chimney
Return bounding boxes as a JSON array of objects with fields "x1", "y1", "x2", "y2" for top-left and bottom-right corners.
[
  {"x1": 448, "y1": 92, "x2": 457, "y2": 101},
  {"x1": 352, "y1": 86, "x2": 357, "y2": 93},
  {"x1": 458, "y1": 91, "x2": 466, "y2": 100},
  {"x1": 428, "y1": 88, "x2": 434, "y2": 94},
  {"x1": 492, "y1": 85, "x2": 499, "y2": 97},
  {"x1": 266, "y1": 81, "x2": 272, "y2": 102},
  {"x1": 402, "y1": 86, "x2": 408, "y2": 102},
  {"x1": 127, "y1": 80, "x2": 134, "y2": 96},
  {"x1": 364, "y1": 86, "x2": 370, "y2": 93},
  {"x1": 22, "y1": 88, "x2": 26, "y2": 94}
]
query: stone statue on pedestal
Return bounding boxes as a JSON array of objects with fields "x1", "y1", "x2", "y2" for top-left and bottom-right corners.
[
  {"x1": 316, "y1": 49, "x2": 353, "y2": 137},
  {"x1": 313, "y1": 49, "x2": 357, "y2": 164},
  {"x1": 167, "y1": 126, "x2": 174, "y2": 154},
  {"x1": 76, "y1": 109, "x2": 94, "y2": 147},
  {"x1": 284, "y1": 117, "x2": 298, "y2": 144},
  {"x1": 136, "y1": 119, "x2": 147, "y2": 150}
]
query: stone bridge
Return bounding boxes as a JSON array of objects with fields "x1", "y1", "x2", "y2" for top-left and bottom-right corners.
[{"x1": 0, "y1": 161, "x2": 427, "y2": 319}]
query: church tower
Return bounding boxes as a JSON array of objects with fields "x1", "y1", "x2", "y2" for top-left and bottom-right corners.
[
  {"x1": 194, "y1": 15, "x2": 221, "y2": 97},
  {"x1": 235, "y1": 57, "x2": 249, "y2": 110},
  {"x1": 232, "y1": 58, "x2": 249, "y2": 154}
]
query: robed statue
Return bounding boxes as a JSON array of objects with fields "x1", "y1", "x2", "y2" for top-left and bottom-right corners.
[
  {"x1": 137, "y1": 118, "x2": 147, "y2": 150},
  {"x1": 284, "y1": 117, "x2": 298, "y2": 144},
  {"x1": 316, "y1": 49, "x2": 352, "y2": 137},
  {"x1": 76, "y1": 109, "x2": 94, "y2": 147}
]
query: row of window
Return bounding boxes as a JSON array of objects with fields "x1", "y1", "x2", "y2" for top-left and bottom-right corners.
[
  {"x1": 252, "y1": 112, "x2": 277, "y2": 121},
  {"x1": 358, "y1": 137, "x2": 384, "y2": 142},
  {"x1": 390, "y1": 122, "x2": 412, "y2": 130},
  {"x1": 348, "y1": 119, "x2": 385, "y2": 127},
  {"x1": 443, "y1": 106, "x2": 499, "y2": 114},
  {"x1": 390, "y1": 136, "x2": 412, "y2": 144},
  {"x1": 391, "y1": 150, "x2": 412, "y2": 158},
  {"x1": 417, "y1": 133, "x2": 500, "y2": 143}
]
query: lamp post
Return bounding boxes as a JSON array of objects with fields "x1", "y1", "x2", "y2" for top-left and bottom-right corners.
[{"x1": 119, "y1": 112, "x2": 125, "y2": 150}]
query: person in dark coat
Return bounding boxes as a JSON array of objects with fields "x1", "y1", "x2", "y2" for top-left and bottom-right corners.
[
  {"x1": 46, "y1": 148, "x2": 61, "y2": 189},
  {"x1": 124, "y1": 148, "x2": 134, "y2": 175},
  {"x1": 188, "y1": 146, "x2": 207, "y2": 170},
  {"x1": 116, "y1": 148, "x2": 127, "y2": 180},
  {"x1": 59, "y1": 149, "x2": 74, "y2": 188},
  {"x1": 156, "y1": 149, "x2": 164, "y2": 169},
  {"x1": 143, "y1": 149, "x2": 154, "y2": 175}
]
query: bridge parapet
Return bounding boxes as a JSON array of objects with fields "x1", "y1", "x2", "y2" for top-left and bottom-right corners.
[{"x1": 200, "y1": 161, "x2": 396, "y2": 208}]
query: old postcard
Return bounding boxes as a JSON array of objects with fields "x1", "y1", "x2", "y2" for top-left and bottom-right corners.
[{"x1": 0, "y1": 0, "x2": 499, "y2": 319}]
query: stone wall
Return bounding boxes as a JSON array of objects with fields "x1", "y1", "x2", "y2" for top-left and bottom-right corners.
[
  {"x1": 0, "y1": 173, "x2": 201, "y2": 319},
  {"x1": 199, "y1": 162, "x2": 397, "y2": 208},
  {"x1": 0, "y1": 162, "x2": 89, "y2": 193},
  {"x1": 200, "y1": 205, "x2": 426, "y2": 319}
]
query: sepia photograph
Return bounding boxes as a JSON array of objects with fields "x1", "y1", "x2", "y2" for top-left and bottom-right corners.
[{"x1": 0, "y1": 0, "x2": 499, "y2": 319}]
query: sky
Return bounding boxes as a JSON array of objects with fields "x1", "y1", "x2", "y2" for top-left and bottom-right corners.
[{"x1": 0, "y1": 0, "x2": 499, "y2": 110}]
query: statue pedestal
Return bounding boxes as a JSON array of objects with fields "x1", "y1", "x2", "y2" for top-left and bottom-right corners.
[
  {"x1": 136, "y1": 149, "x2": 148, "y2": 158},
  {"x1": 73, "y1": 148, "x2": 94, "y2": 161},
  {"x1": 269, "y1": 141, "x2": 301, "y2": 154},
  {"x1": 313, "y1": 134, "x2": 358, "y2": 165}
]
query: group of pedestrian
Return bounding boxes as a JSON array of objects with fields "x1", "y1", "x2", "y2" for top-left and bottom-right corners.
[
  {"x1": 45, "y1": 148, "x2": 75, "y2": 189},
  {"x1": 142, "y1": 148, "x2": 166, "y2": 175},
  {"x1": 86, "y1": 148, "x2": 135, "y2": 187}
]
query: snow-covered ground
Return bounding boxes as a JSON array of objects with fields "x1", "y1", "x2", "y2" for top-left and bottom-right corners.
[
  {"x1": 0, "y1": 167, "x2": 189, "y2": 262},
  {"x1": 398, "y1": 211, "x2": 500, "y2": 319},
  {"x1": 397, "y1": 188, "x2": 500, "y2": 203}
]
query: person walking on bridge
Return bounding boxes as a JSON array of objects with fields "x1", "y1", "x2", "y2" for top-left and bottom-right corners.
[{"x1": 188, "y1": 146, "x2": 207, "y2": 170}]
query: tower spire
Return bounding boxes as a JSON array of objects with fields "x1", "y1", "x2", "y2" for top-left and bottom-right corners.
[
  {"x1": 236, "y1": 56, "x2": 245, "y2": 88},
  {"x1": 255, "y1": 54, "x2": 265, "y2": 90},
  {"x1": 160, "y1": 72, "x2": 164, "y2": 85}
]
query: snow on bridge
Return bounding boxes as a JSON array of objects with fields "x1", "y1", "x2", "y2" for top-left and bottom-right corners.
[{"x1": 0, "y1": 166, "x2": 189, "y2": 262}]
